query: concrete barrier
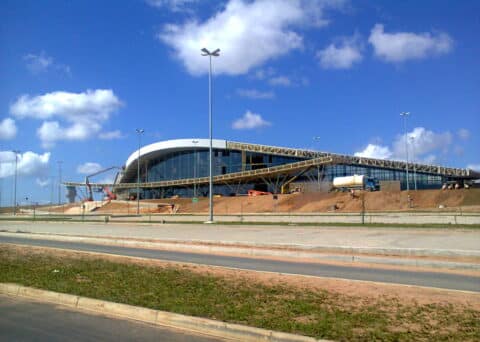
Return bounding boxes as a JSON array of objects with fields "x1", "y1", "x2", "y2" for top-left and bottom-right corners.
[
  {"x1": 110, "y1": 212, "x2": 480, "y2": 225},
  {"x1": 1, "y1": 283, "x2": 20, "y2": 296},
  {"x1": 2, "y1": 211, "x2": 480, "y2": 225},
  {"x1": 17, "y1": 286, "x2": 78, "y2": 306},
  {"x1": 77, "y1": 297, "x2": 158, "y2": 324}
]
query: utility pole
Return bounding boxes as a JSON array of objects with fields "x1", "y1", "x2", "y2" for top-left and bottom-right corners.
[
  {"x1": 136, "y1": 128, "x2": 144, "y2": 215},
  {"x1": 12, "y1": 150, "x2": 20, "y2": 215},
  {"x1": 50, "y1": 176, "x2": 54, "y2": 205},
  {"x1": 400, "y1": 112, "x2": 410, "y2": 191},
  {"x1": 313, "y1": 137, "x2": 321, "y2": 190},
  {"x1": 192, "y1": 139, "x2": 199, "y2": 198},
  {"x1": 410, "y1": 136, "x2": 418, "y2": 191},
  {"x1": 57, "y1": 161, "x2": 63, "y2": 205},
  {"x1": 201, "y1": 47, "x2": 220, "y2": 223}
]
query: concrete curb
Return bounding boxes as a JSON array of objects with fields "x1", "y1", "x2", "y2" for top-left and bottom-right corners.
[
  {"x1": 0, "y1": 283, "x2": 329, "y2": 342},
  {"x1": 1, "y1": 231, "x2": 479, "y2": 271},
  {"x1": 2, "y1": 211, "x2": 480, "y2": 225}
]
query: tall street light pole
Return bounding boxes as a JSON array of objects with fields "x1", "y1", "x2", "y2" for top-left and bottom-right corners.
[
  {"x1": 12, "y1": 150, "x2": 20, "y2": 215},
  {"x1": 313, "y1": 137, "x2": 321, "y2": 190},
  {"x1": 192, "y1": 139, "x2": 199, "y2": 198},
  {"x1": 136, "y1": 128, "x2": 144, "y2": 215},
  {"x1": 400, "y1": 112, "x2": 410, "y2": 191},
  {"x1": 410, "y1": 136, "x2": 418, "y2": 191},
  {"x1": 57, "y1": 161, "x2": 63, "y2": 205},
  {"x1": 201, "y1": 47, "x2": 220, "y2": 223},
  {"x1": 49, "y1": 176, "x2": 55, "y2": 205}
]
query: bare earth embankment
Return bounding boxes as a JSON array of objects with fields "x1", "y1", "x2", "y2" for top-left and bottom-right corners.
[{"x1": 88, "y1": 189, "x2": 480, "y2": 215}]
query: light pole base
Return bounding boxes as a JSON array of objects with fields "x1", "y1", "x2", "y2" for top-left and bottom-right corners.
[{"x1": 204, "y1": 220, "x2": 215, "y2": 224}]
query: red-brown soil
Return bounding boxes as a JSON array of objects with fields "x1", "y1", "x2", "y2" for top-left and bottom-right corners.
[{"x1": 91, "y1": 189, "x2": 480, "y2": 214}]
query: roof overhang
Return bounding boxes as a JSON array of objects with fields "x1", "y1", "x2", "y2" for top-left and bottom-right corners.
[{"x1": 125, "y1": 138, "x2": 227, "y2": 169}]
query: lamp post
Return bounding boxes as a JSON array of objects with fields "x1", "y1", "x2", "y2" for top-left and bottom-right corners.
[
  {"x1": 49, "y1": 176, "x2": 55, "y2": 206},
  {"x1": 12, "y1": 150, "x2": 20, "y2": 215},
  {"x1": 313, "y1": 137, "x2": 321, "y2": 190},
  {"x1": 136, "y1": 128, "x2": 144, "y2": 215},
  {"x1": 201, "y1": 47, "x2": 220, "y2": 223},
  {"x1": 57, "y1": 161, "x2": 63, "y2": 205},
  {"x1": 192, "y1": 139, "x2": 199, "y2": 198},
  {"x1": 410, "y1": 136, "x2": 417, "y2": 191},
  {"x1": 400, "y1": 112, "x2": 410, "y2": 191}
]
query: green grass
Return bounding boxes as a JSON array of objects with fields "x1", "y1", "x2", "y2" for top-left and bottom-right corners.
[{"x1": 1, "y1": 246, "x2": 478, "y2": 341}]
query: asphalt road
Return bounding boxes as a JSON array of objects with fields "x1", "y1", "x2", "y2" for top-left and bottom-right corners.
[
  {"x1": 1, "y1": 235, "x2": 479, "y2": 292},
  {"x1": 0, "y1": 295, "x2": 221, "y2": 342}
]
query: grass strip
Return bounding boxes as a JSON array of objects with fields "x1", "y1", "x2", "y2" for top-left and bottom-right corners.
[{"x1": 1, "y1": 246, "x2": 479, "y2": 341}]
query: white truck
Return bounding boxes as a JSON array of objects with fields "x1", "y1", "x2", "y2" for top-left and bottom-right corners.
[{"x1": 332, "y1": 175, "x2": 379, "y2": 192}]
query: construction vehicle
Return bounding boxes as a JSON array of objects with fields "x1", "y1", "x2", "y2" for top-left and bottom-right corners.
[
  {"x1": 248, "y1": 189, "x2": 272, "y2": 196},
  {"x1": 442, "y1": 180, "x2": 473, "y2": 190},
  {"x1": 332, "y1": 175, "x2": 379, "y2": 192},
  {"x1": 103, "y1": 186, "x2": 116, "y2": 200},
  {"x1": 85, "y1": 166, "x2": 121, "y2": 201}
]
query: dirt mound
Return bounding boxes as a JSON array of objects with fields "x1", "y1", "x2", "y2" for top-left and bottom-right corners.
[
  {"x1": 45, "y1": 203, "x2": 79, "y2": 213},
  {"x1": 53, "y1": 189, "x2": 480, "y2": 215},
  {"x1": 172, "y1": 189, "x2": 480, "y2": 214}
]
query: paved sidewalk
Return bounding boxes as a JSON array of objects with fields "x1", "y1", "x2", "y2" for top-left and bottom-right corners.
[{"x1": 1, "y1": 221, "x2": 479, "y2": 254}]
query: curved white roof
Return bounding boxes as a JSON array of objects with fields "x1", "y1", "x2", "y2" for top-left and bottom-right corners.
[{"x1": 125, "y1": 138, "x2": 227, "y2": 169}]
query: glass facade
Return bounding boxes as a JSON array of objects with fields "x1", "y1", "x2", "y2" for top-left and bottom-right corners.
[
  {"x1": 125, "y1": 148, "x2": 447, "y2": 198},
  {"x1": 319, "y1": 164, "x2": 443, "y2": 190},
  {"x1": 140, "y1": 149, "x2": 301, "y2": 182}
]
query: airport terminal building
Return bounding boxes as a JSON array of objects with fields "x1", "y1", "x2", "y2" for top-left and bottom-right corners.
[
  {"x1": 65, "y1": 138, "x2": 479, "y2": 201},
  {"x1": 66, "y1": 138, "x2": 477, "y2": 200}
]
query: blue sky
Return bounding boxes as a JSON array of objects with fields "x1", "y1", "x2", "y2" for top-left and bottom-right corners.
[{"x1": 0, "y1": 0, "x2": 479, "y2": 204}]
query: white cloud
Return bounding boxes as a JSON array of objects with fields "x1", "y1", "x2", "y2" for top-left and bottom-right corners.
[
  {"x1": 36, "y1": 178, "x2": 50, "y2": 187},
  {"x1": 317, "y1": 35, "x2": 363, "y2": 69},
  {"x1": 232, "y1": 110, "x2": 271, "y2": 130},
  {"x1": 236, "y1": 89, "x2": 275, "y2": 99},
  {"x1": 77, "y1": 162, "x2": 103, "y2": 175},
  {"x1": 23, "y1": 52, "x2": 53, "y2": 73},
  {"x1": 368, "y1": 24, "x2": 453, "y2": 63},
  {"x1": 158, "y1": 0, "x2": 344, "y2": 75},
  {"x1": 10, "y1": 89, "x2": 122, "y2": 148},
  {"x1": 393, "y1": 127, "x2": 452, "y2": 161},
  {"x1": 355, "y1": 127, "x2": 455, "y2": 163},
  {"x1": 354, "y1": 144, "x2": 392, "y2": 159},
  {"x1": 467, "y1": 164, "x2": 480, "y2": 171},
  {"x1": 98, "y1": 130, "x2": 125, "y2": 140},
  {"x1": 0, "y1": 118, "x2": 17, "y2": 140},
  {"x1": 268, "y1": 76, "x2": 292, "y2": 87},
  {"x1": 252, "y1": 67, "x2": 276, "y2": 80},
  {"x1": 23, "y1": 51, "x2": 71, "y2": 75},
  {"x1": 457, "y1": 128, "x2": 470, "y2": 140},
  {"x1": 253, "y1": 67, "x2": 307, "y2": 87},
  {"x1": 0, "y1": 151, "x2": 50, "y2": 178},
  {"x1": 146, "y1": 0, "x2": 198, "y2": 12}
]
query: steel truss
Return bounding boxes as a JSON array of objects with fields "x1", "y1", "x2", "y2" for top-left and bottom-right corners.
[
  {"x1": 227, "y1": 141, "x2": 477, "y2": 178},
  {"x1": 64, "y1": 156, "x2": 336, "y2": 190},
  {"x1": 64, "y1": 141, "x2": 479, "y2": 194}
]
